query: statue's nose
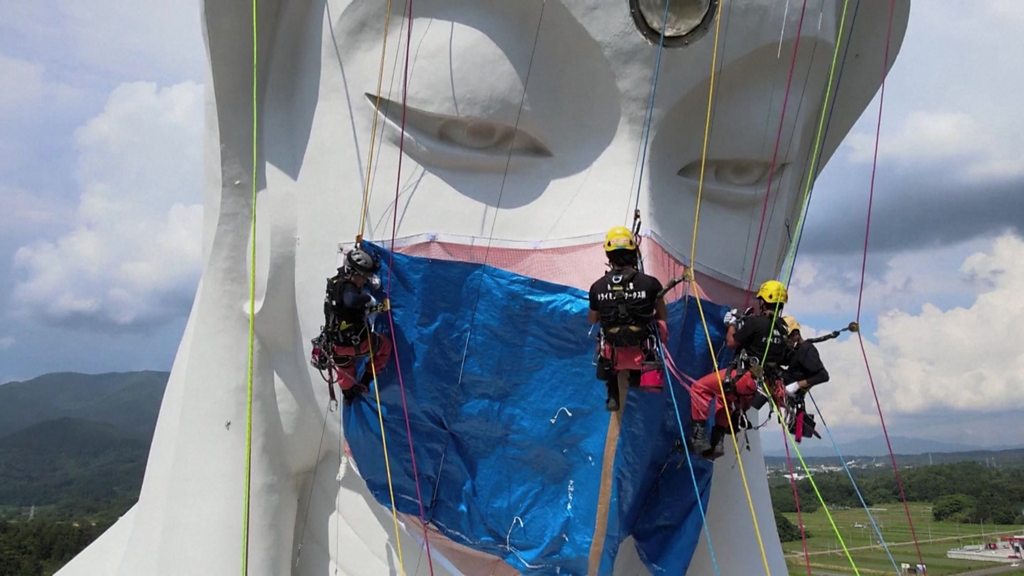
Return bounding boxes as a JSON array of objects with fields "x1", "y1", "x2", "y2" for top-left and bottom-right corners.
[{"x1": 629, "y1": 0, "x2": 719, "y2": 46}]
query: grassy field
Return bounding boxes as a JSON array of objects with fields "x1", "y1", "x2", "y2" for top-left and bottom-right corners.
[{"x1": 781, "y1": 503, "x2": 1024, "y2": 575}]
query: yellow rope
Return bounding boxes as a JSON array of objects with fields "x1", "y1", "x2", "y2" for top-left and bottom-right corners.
[
  {"x1": 366, "y1": 332, "x2": 407, "y2": 575},
  {"x1": 242, "y1": 0, "x2": 259, "y2": 572},
  {"x1": 357, "y1": 0, "x2": 395, "y2": 241},
  {"x1": 690, "y1": 290, "x2": 774, "y2": 575},
  {"x1": 347, "y1": 5, "x2": 404, "y2": 570},
  {"x1": 685, "y1": 1, "x2": 772, "y2": 573}
]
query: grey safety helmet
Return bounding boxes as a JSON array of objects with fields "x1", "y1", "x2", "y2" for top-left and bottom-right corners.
[{"x1": 345, "y1": 248, "x2": 379, "y2": 277}]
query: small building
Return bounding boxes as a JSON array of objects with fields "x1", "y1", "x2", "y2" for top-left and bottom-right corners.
[
  {"x1": 947, "y1": 537, "x2": 1022, "y2": 564},
  {"x1": 1000, "y1": 535, "x2": 1024, "y2": 555}
]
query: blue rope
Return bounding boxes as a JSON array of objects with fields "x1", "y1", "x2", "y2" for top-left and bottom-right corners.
[
  {"x1": 660, "y1": 342, "x2": 722, "y2": 576},
  {"x1": 629, "y1": 0, "x2": 674, "y2": 219},
  {"x1": 805, "y1": 392, "x2": 899, "y2": 574}
]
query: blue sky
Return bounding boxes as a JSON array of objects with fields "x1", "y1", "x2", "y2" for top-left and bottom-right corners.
[{"x1": 1, "y1": 1, "x2": 1022, "y2": 448}]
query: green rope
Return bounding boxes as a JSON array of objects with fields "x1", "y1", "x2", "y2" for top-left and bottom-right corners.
[
  {"x1": 763, "y1": 1, "x2": 862, "y2": 571},
  {"x1": 242, "y1": 0, "x2": 259, "y2": 572},
  {"x1": 780, "y1": 0, "x2": 852, "y2": 279}
]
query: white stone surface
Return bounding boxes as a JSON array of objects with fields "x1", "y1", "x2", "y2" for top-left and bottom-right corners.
[{"x1": 58, "y1": 1, "x2": 908, "y2": 574}]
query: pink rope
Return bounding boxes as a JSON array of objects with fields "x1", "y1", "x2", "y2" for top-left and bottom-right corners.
[
  {"x1": 854, "y1": 0, "x2": 923, "y2": 565},
  {"x1": 384, "y1": 1, "x2": 435, "y2": 571},
  {"x1": 743, "y1": 0, "x2": 810, "y2": 306},
  {"x1": 662, "y1": 348, "x2": 695, "y2": 392}
]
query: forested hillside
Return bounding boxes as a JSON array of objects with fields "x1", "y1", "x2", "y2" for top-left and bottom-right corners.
[{"x1": 771, "y1": 461, "x2": 1024, "y2": 525}]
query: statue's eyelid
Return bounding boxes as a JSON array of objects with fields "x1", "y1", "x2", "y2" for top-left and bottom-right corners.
[
  {"x1": 365, "y1": 93, "x2": 551, "y2": 168},
  {"x1": 677, "y1": 159, "x2": 789, "y2": 206}
]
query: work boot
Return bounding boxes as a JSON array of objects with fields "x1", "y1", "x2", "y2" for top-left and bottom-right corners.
[
  {"x1": 705, "y1": 441, "x2": 725, "y2": 460},
  {"x1": 604, "y1": 378, "x2": 620, "y2": 412},
  {"x1": 704, "y1": 426, "x2": 726, "y2": 459},
  {"x1": 690, "y1": 420, "x2": 711, "y2": 454}
]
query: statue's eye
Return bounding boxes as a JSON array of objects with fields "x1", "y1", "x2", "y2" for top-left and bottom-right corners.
[
  {"x1": 677, "y1": 159, "x2": 788, "y2": 206},
  {"x1": 366, "y1": 94, "x2": 551, "y2": 171}
]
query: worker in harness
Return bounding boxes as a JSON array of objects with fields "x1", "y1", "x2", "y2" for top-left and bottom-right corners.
[
  {"x1": 588, "y1": 226, "x2": 668, "y2": 411},
  {"x1": 688, "y1": 279, "x2": 789, "y2": 457},
  {"x1": 779, "y1": 315, "x2": 829, "y2": 442},
  {"x1": 310, "y1": 247, "x2": 392, "y2": 406},
  {"x1": 780, "y1": 315, "x2": 830, "y2": 397}
]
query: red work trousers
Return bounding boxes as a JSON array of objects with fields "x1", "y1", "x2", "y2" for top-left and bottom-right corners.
[
  {"x1": 690, "y1": 369, "x2": 758, "y2": 427},
  {"x1": 332, "y1": 334, "x2": 392, "y2": 391}
]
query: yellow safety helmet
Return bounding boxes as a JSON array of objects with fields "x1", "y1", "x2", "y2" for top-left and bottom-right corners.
[
  {"x1": 603, "y1": 226, "x2": 637, "y2": 252},
  {"x1": 756, "y1": 279, "x2": 788, "y2": 304},
  {"x1": 782, "y1": 315, "x2": 801, "y2": 335}
]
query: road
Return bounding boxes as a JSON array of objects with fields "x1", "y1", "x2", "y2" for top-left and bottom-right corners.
[
  {"x1": 956, "y1": 564, "x2": 1024, "y2": 575},
  {"x1": 798, "y1": 530, "x2": 1019, "y2": 556}
]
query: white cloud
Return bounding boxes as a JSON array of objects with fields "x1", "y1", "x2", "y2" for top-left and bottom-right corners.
[
  {"x1": 62, "y1": 1, "x2": 204, "y2": 80},
  {"x1": 0, "y1": 184, "x2": 73, "y2": 240},
  {"x1": 806, "y1": 233, "x2": 1024, "y2": 427},
  {"x1": 0, "y1": 54, "x2": 79, "y2": 111},
  {"x1": 845, "y1": 110, "x2": 1024, "y2": 181},
  {"x1": 991, "y1": 0, "x2": 1024, "y2": 21},
  {"x1": 11, "y1": 81, "x2": 204, "y2": 330},
  {"x1": 0, "y1": 54, "x2": 84, "y2": 177},
  {"x1": 0, "y1": 0, "x2": 204, "y2": 83},
  {"x1": 0, "y1": 337, "x2": 14, "y2": 350},
  {"x1": 788, "y1": 237, "x2": 989, "y2": 319},
  {"x1": 837, "y1": 2, "x2": 1024, "y2": 184},
  {"x1": 0, "y1": 55, "x2": 47, "y2": 111},
  {"x1": 879, "y1": 111, "x2": 979, "y2": 161}
]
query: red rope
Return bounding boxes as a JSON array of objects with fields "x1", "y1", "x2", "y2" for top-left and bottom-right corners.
[
  {"x1": 384, "y1": 1, "x2": 435, "y2": 572},
  {"x1": 781, "y1": 427, "x2": 812, "y2": 576},
  {"x1": 743, "y1": 0, "x2": 810, "y2": 306},
  {"x1": 854, "y1": 0, "x2": 923, "y2": 566}
]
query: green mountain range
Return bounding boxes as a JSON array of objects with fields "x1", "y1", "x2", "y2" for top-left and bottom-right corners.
[
  {"x1": 1, "y1": 371, "x2": 1020, "y2": 512},
  {"x1": 0, "y1": 371, "x2": 167, "y2": 439},
  {"x1": 0, "y1": 372, "x2": 168, "y2": 512}
]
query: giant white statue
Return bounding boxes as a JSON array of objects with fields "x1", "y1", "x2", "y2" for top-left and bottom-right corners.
[{"x1": 59, "y1": 0, "x2": 908, "y2": 574}]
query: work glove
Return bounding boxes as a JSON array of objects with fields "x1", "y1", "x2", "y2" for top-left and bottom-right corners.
[
  {"x1": 785, "y1": 382, "x2": 802, "y2": 398},
  {"x1": 723, "y1": 308, "x2": 740, "y2": 326},
  {"x1": 364, "y1": 295, "x2": 380, "y2": 331}
]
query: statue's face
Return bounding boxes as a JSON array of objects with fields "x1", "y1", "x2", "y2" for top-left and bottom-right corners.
[
  {"x1": 69, "y1": 5, "x2": 903, "y2": 576},
  {"x1": 292, "y1": 0, "x2": 884, "y2": 289}
]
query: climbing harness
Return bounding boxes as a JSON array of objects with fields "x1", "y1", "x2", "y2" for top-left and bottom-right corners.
[
  {"x1": 783, "y1": 394, "x2": 820, "y2": 443},
  {"x1": 310, "y1": 263, "x2": 392, "y2": 409},
  {"x1": 594, "y1": 218, "x2": 667, "y2": 391}
]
